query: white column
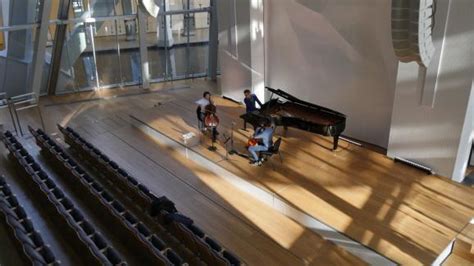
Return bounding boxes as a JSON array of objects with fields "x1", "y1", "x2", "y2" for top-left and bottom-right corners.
[
  {"x1": 138, "y1": 4, "x2": 150, "y2": 88},
  {"x1": 250, "y1": 0, "x2": 265, "y2": 100}
]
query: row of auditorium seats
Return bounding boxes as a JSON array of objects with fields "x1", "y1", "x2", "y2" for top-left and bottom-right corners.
[
  {"x1": 58, "y1": 125, "x2": 241, "y2": 266},
  {"x1": 169, "y1": 214, "x2": 241, "y2": 266},
  {"x1": 0, "y1": 175, "x2": 59, "y2": 266},
  {"x1": 1, "y1": 131, "x2": 126, "y2": 266},
  {"x1": 29, "y1": 126, "x2": 184, "y2": 266},
  {"x1": 59, "y1": 126, "x2": 154, "y2": 208}
]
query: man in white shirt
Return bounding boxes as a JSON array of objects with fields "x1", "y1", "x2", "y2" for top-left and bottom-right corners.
[{"x1": 195, "y1": 91, "x2": 211, "y2": 131}]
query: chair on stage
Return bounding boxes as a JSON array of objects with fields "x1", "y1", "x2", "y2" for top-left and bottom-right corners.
[{"x1": 260, "y1": 137, "x2": 283, "y2": 169}]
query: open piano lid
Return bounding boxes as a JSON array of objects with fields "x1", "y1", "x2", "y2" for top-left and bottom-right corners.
[{"x1": 266, "y1": 87, "x2": 346, "y2": 118}]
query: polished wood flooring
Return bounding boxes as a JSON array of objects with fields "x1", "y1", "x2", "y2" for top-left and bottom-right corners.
[
  {"x1": 444, "y1": 223, "x2": 474, "y2": 266},
  {"x1": 1, "y1": 79, "x2": 473, "y2": 265},
  {"x1": 0, "y1": 80, "x2": 364, "y2": 265},
  {"x1": 129, "y1": 80, "x2": 473, "y2": 265}
]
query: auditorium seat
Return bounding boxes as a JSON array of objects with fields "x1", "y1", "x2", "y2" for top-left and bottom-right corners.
[
  {"x1": 2, "y1": 131, "x2": 126, "y2": 265},
  {"x1": 112, "y1": 201, "x2": 125, "y2": 214},
  {"x1": 166, "y1": 249, "x2": 184, "y2": 265},
  {"x1": 0, "y1": 174, "x2": 60, "y2": 265},
  {"x1": 31, "y1": 127, "x2": 184, "y2": 265},
  {"x1": 56, "y1": 126, "x2": 244, "y2": 265},
  {"x1": 205, "y1": 237, "x2": 223, "y2": 252},
  {"x1": 92, "y1": 233, "x2": 108, "y2": 250},
  {"x1": 187, "y1": 224, "x2": 205, "y2": 238},
  {"x1": 223, "y1": 250, "x2": 240, "y2": 265},
  {"x1": 105, "y1": 248, "x2": 123, "y2": 265},
  {"x1": 174, "y1": 223, "x2": 198, "y2": 251},
  {"x1": 195, "y1": 238, "x2": 215, "y2": 264},
  {"x1": 80, "y1": 221, "x2": 96, "y2": 236},
  {"x1": 127, "y1": 176, "x2": 139, "y2": 186},
  {"x1": 150, "y1": 235, "x2": 166, "y2": 251}
]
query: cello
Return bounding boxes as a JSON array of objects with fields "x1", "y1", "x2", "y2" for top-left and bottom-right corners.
[
  {"x1": 204, "y1": 103, "x2": 220, "y2": 128},
  {"x1": 203, "y1": 103, "x2": 220, "y2": 149}
]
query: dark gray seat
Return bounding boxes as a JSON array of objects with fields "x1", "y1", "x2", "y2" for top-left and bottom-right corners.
[
  {"x1": 260, "y1": 137, "x2": 282, "y2": 161},
  {"x1": 223, "y1": 250, "x2": 241, "y2": 265}
]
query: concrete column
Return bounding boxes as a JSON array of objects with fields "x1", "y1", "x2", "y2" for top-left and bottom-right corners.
[
  {"x1": 137, "y1": 4, "x2": 150, "y2": 88},
  {"x1": 207, "y1": 0, "x2": 218, "y2": 80}
]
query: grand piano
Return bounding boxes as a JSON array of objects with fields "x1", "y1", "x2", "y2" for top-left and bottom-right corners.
[{"x1": 240, "y1": 87, "x2": 346, "y2": 150}]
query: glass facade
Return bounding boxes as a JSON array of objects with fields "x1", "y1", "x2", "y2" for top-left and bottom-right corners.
[
  {"x1": 0, "y1": 0, "x2": 214, "y2": 97},
  {"x1": 0, "y1": 0, "x2": 40, "y2": 97}
]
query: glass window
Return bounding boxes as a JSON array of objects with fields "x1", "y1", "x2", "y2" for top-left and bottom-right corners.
[
  {"x1": 1, "y1": 0, "x2": 41, "y2": 26},
  {"x1": 0, "y1": 28, "x2": 38, "y2": 97},
  {"x1": 116, "y1": 18, "x2": 141, "y2": 85},
  {"x1": 55, "y1": 22, "x2": 98, "y2": 94},
  {"x1": 1, "y1": 0, "x2": 215, "y2": 95}
]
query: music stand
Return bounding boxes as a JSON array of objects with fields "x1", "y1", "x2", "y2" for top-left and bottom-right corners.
[
  {"x1": 224, "y1": 122, "x2": 236, "y2": 154},
  {"x1": 224, "y1": 121, "x2": 250, "y2": 160}
]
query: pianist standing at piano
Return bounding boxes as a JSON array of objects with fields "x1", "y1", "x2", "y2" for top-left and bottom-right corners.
[{"x1": 243, "y1": 89, "x2": 263, "y2": 130}]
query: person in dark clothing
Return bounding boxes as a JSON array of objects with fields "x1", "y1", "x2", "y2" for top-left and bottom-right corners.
[{"x1": 243, "y1": 89, "x2": 263, "y2": 130}]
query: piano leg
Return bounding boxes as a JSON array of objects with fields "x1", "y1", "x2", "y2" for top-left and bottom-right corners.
[{"x1": 333, "y1": 135, "x2": 340, "y2": 151}]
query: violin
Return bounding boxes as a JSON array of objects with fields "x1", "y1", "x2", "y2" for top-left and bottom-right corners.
[{"x1": 246, "y1": 137, "x2": 262, "y2": 148}]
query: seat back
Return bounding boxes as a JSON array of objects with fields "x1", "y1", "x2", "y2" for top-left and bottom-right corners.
[{"x1": 272, "y1": 138, "x2": 281, "y2": 153}]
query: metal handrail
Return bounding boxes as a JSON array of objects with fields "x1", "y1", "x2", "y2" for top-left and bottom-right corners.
[{"x1": 7, "y1": 92, "x2": 45, "y2": 136}]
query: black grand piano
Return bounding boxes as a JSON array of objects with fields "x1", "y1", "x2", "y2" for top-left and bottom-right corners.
[{"x1": 240, "y1": 87, "x2": 346, "y2": 150}]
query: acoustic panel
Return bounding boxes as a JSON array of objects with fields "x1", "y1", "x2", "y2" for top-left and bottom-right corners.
[{"x1": 392, "y1": 0, "x2": 436, "y2": 67}]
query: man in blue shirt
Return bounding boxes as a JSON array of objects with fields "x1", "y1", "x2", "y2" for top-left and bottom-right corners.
[
  {"x1": 248, "y1": 120, "x2": 274, "y2": 166},
  {"x1": 243, "y1": 89, "x2": 263, "y2": 130}
]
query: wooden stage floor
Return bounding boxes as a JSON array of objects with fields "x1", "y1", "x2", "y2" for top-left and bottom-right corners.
[
  {"x1": 1, "y1": 79, "x2": 472, "y2": 265},
  {"x1": 126, "y1": 83, "x2": 474, "y2": 265},
  {"x1": 0, "y1": 80, "x2": 366, "y2": 265}
]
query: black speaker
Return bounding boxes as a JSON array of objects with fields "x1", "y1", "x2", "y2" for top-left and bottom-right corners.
[{"x1": 392, "y1": 0, "x2": 436, "y2": 67}]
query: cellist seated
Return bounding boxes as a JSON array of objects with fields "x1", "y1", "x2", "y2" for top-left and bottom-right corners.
[
  {"x1": 204, "y1": 103, "x2": 219, "y2": 142},
  {"x1": 195, "y1": 91, "x2": 219, "y2": 142},
  {"x1": 195, "y1": 91, "x2": 212, "y2": 131}
]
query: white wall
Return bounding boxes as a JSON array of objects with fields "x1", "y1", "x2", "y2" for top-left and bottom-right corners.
[
  {"x1": 265, "y1": 0, "x2": 398, "y2": 147},
  {"x1": 218, "y1": 0, "x2": 264, "y2": 102},
  {"x1": 216, "y1": 0, "x2": 474, "y2": 181},
  {"x1": 387, "y1": 0, "x2": 474, "y2": 182}
]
